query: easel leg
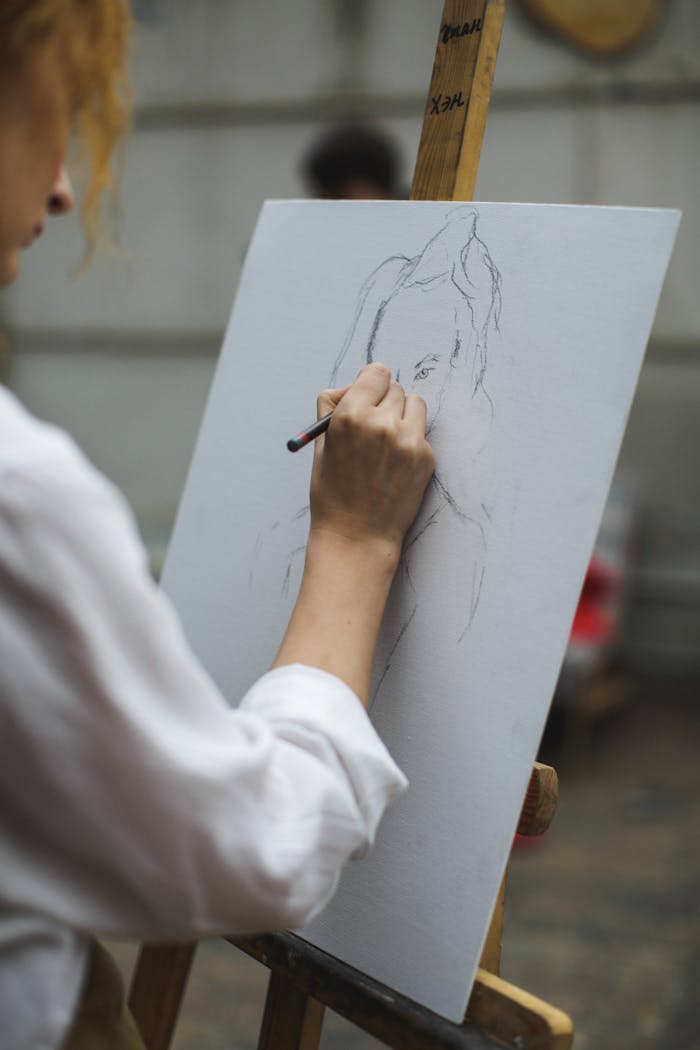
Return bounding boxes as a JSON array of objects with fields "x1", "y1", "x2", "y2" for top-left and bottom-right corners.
[
  {"x1": 258, "y1": 971, "x2": 325, "y2": 1050},
  {"x1": 128, "y1": 943, "x2": 197, "y2": 1050},
  {"x1": 479, "y1": 873, "x2": 506, "y2": 974}
]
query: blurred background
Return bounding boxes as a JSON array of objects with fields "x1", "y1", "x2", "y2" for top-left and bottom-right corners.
[{"x1": 2, "y1": 1, "x2": 698, "y2": 1047}]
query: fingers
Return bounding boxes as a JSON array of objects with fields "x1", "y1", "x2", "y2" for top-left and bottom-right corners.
[
  {"x1": 376, "y1": 379, "x2": 406, "y2": 420},
  {"x1": 316, "y1": 365, "x2": 426, "y2": 443},
  {"x1": 340, "y1": 363, "x2": 392, "y2": 412},
  {"x1": 402, "y1": 393, "x2": 428, "y2": 432},
  {"x1": 313, "y1": 367, "x2": 392, "y2": 465},
  {"x1": 309, "y1": 362, "x2": 434, "y2": 551}
]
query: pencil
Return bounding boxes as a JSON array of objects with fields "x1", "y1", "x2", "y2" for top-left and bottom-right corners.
[{"x1": 286, "y1": 411, "x2": 334, "y2": 452}]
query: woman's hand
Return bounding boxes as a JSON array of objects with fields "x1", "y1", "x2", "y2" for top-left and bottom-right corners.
[{"x1": 309, "y1": 363, "x2": 435, "y2": 556}]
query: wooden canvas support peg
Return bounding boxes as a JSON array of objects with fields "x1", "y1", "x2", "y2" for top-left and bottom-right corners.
[{"x1": 411, "y1": 0, "x2": 505, "y2": 201}]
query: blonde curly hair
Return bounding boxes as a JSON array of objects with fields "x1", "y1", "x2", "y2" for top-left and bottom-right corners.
[{"x1": 0, "y1": 0, "x2": 132, "y2": 257}]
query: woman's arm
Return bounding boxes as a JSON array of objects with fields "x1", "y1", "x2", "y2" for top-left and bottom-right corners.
[
  {"x1": 273, "y1": 363, "x2": 434, "y2": 705},
  {"x1": 0, "y1": 366, "x2": 431, "y2": 939},
  {"x1": 0, "y1": 429, "x2": 406, "y2": 938}
]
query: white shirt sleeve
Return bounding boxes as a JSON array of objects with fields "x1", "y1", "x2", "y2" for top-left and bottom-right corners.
[{"x1": 0, "y1": 414, "x2": 407, "y2": 941}]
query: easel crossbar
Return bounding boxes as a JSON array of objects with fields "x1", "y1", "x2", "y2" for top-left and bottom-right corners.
[
  {"x1": 229, "y1": 932, "x2": 497, "y2": 1049},
  {"x1": 228, "y1": 931, "x2": 554, "y2": 1050}
]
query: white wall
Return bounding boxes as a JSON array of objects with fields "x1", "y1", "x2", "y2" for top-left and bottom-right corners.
[{"x1": 3, "y1": 0, "x2": 699, "y2": 668}]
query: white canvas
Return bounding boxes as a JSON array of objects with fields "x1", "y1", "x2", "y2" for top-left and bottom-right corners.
[{"x1": 161, "y1": 200, "x2": 679, "y2": 1021}]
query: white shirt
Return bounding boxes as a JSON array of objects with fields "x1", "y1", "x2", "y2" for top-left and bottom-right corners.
[{"x1": 0, "y1": 386, "x2": 407, "y2": 1050}]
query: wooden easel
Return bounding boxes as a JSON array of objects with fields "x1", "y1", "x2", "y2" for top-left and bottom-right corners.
[{"x1": 129, "y1": 3, "x2": 574, "y2": 1047}]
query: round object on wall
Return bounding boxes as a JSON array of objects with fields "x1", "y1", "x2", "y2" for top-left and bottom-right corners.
[{"x1": 516, "y1": 0, "x2": 669, "y2": 58}]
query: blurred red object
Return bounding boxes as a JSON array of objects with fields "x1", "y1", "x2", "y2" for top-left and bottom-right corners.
[{"x1": 569, "y1": 554, "x2": 621, "y2": 646}]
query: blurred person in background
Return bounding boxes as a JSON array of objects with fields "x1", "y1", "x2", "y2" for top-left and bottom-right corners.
[
  {"x1": 0, "y1": 3, "x2": 434, "y2": 1048},
  {"x1": 302, "y1": 122, "x2": 404, "y2": 200}
]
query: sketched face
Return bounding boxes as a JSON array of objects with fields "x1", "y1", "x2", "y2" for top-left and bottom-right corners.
[
  {"x1": 329, "y1": 208, "x2": 502, "y2": 515},
  {"x1": 331, "y1": 206, "x2": 501, "y2": 435},
  {"x1": 405, "y1": 351, "x2": 446, "y2": 430},
  {"x1": 372, "y1": 299, "x2": 464, "y2": 435}
]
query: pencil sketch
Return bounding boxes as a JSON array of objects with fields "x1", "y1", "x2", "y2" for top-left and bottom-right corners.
[
  {"x1": 330, "y1": 205, "x2": 501, "y2": 408},
  {"x1": 253, "y1": 207, "x2": 503, "y2": 701}
]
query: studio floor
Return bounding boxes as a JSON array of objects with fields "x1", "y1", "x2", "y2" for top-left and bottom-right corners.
[{"x1": 110, "y1": 673, "x2": 700, "y2": 1050}]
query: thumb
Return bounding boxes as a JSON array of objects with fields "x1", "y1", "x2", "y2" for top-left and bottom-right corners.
[{"x1": 312, "y1": 385, "x2": 350, "y2": 470}]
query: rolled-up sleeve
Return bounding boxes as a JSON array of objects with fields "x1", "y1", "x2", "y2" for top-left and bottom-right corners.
[{"x1": 0, "y1": 433, "x2": 406, "y2": 941}]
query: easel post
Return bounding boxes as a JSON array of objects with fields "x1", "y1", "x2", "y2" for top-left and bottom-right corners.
[
  {"x1": 129, "y1": 3, "x2": 574, "y2": 1046},
  {"x1": 411, "y1": 0, "x2": 505, "y2": 201}
]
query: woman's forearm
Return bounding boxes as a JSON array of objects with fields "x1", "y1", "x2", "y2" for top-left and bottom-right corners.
[{"x1": 272, "y1": 528, "x2": 400, "y2": 707}]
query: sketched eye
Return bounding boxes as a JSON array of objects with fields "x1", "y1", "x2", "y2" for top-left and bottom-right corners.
[{"x1": 414, "y1": 367, "x2": 435, "y2": 382}]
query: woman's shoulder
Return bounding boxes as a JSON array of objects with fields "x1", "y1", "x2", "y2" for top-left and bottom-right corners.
[
  {"x1": 0, "y1": 386, "x2": 133, "y2": 539},
  {"x1": 0, "y1": 385, "x2": 79, "y2": 471},
  {"x1": 0, "y1": 386, "x2": 105, "y2": 492}
]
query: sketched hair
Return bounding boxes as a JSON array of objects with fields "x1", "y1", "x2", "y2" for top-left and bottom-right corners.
[
  {"x1": 0, "y1": 0, "x2": 133, "y2": 263},
  {"x1": 330, "y1": 208, "x2": 502, "y2": 395}
]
